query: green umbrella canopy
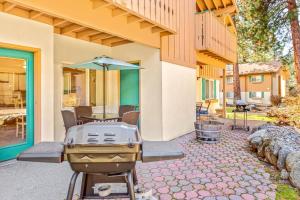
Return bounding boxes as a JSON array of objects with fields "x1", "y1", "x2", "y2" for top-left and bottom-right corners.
[{"x1": 68, "y1": 55, "x2": 140, "y2": 70}]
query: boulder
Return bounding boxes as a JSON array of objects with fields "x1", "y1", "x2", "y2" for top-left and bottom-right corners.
[
  {"x1": 290, "y1": 162, "x2": 300, "y2": 188},
  {"x1": 251, "y1": 123, "x2": 277, "y2": 134},
  {"x1": 249, "y1": 136, "x2": 263, "y2": 151},
  {"x1": 265, "y1": 145, "x2": 278, "y2": 166},
  {"x1": 286, "y1": 152, "x2": 300, "y2": 172},
  {"x1": 277, "y1": 146, "x2": 293, "y2": 170},
  {"x1": 247, "y1": 129, "x2": 267, "y2": 142},
  {"x1": 280, "y1": 169, "x2": 289, "y2": 180}
]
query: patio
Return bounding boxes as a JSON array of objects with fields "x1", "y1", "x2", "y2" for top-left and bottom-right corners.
[{"x1": 0, "y1": 119, "x2": 276, "y2": 200}]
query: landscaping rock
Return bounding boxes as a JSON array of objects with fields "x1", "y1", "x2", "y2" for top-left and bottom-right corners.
[
  {"x1": 277, "y1": 146, "x2": 293, "y2": 170},
  {"x1": 286, "y1": 152, "x2": 300, "y2": 172},
  {"x1": 265, "y1": 145, "x2": 278, "y2": 166},
  {"x1": 290, "y1": 162, "x2": 300, "y2": 188},
  {"x1": 249, "y1": 125, "x2": 300, "y2": 189},
  {"x1": 280, "y1": 169, "x2": 289, "y2": 180}
]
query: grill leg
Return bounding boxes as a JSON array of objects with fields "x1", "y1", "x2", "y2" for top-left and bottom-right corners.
[
  {"x1": 66, "y1": 172, "x2": 79, "y2": 200},
  {"x1": 127, "y1": 170, "x2": 136, "y2": 200}
]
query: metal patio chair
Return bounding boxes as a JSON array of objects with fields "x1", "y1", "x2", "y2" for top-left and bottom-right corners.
[
  {"x1": 61, "y1": 110, "x2": 77, "y2": 133},
  {"x1": 122, "y1": 111, "x2": 140, "y2": 126},
  {"x1": 74, "y1": 106, "x2": 93, "y2": 124}
]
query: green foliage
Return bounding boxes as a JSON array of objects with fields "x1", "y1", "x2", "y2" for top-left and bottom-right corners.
[
  {"x1": 276, "y1": 184, "x2": 300, "y2": 200},
  {"x1": 236, "y1": 0, "x2": 293, "y2": 63}
]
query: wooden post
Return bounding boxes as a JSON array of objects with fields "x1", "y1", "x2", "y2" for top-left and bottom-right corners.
[{"x1": 222, "y1": 69, "x2": 226, "y2": 118}]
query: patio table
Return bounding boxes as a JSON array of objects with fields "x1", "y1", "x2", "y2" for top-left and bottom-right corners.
[{"x1": 81, "y1": 113, "x2": 121, "y2": 122}]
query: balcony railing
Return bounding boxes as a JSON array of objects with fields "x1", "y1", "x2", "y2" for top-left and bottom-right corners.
[
  {"x1": 106, "y1": 0, "x2": 177, "y2": 33},
  {"x1": 195, "y1": 12, "x2": 237, "y2": 64}
]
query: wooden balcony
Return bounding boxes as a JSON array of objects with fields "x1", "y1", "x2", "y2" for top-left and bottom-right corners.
[
  {"x1": 195, "y1": 12, "x2": 237, "y2": 64},
  {"x1": 103, "y1": 0, "x2": 177, "y2": 33}
]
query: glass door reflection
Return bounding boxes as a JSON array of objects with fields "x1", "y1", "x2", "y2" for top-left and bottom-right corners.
[{"x1": 0, "y1": 57, "x2": 26, "y2": 147}]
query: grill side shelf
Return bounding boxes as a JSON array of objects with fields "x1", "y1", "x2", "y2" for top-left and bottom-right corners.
[
  {"x1": 142, "y1": 141, "x2": 184, "y2": 163},
  {"x1": 17, "y1": 142, "x2": 64, "y2": 163}
]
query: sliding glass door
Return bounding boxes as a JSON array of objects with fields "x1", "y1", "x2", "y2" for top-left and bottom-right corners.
[{"x1": 0, "y1": 48, "x2": 34, "y2": 161}]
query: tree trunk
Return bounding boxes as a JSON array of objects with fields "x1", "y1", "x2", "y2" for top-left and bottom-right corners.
[
  {"x1": 233, "y1": 63, "x2": 241, "y2": 101},
  {"x1": 288, "y1": 0, "x2": 300, "y2": 85}
]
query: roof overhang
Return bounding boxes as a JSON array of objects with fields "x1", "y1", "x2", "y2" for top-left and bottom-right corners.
[{"x1": 0, "y1": 0, "x2": 176, "y2": 48}]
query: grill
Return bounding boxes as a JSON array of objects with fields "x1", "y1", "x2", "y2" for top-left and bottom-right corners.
[
  {"x1": 64, "y1": 123, "x2": 142, "y2": 174},
  {"x1": 17, "y1": 122, "x2": 184, "y2": 200},
  {"x1": 231, "y1": 100, "x2": 250, "y2": 131}
]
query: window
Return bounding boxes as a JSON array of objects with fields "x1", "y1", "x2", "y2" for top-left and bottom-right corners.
[
  {"x1": 226, "y1": 92, "x2": 234, "y2": 98},
  {"x1": 63, "y1": 67, "x2": 86, "y2": 107},
  {"x1": 227, "y1": 77, "x2": 233, "y2": 84},
  {"x1": 205, "y1": 80, "x2": 215, "y2": 99},
  {"x1": 249, "y1": 91, "x2": 265, "y2": 99},
  {"x1": 249, "y1": 75, "x2": 264, "y2": 83}
]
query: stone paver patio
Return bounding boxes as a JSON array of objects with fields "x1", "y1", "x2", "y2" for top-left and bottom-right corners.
[
  {"x1": 136, "y1": 123, "x2": 276, "y2": 200},
  {"x1": 0, "y1": 120, "x2": 276, "y2": 200}
]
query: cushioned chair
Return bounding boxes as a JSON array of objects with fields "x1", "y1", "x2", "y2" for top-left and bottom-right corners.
[
  {"x1": 199, "y1": 100, "x2": 211, "y2": 115},
  {"x1": 119, "y1": 105, "x2": 136, "y2": 118},
  {"x1": 74, "y1": 106, "x2": 93, "y2": 124},
  {"x1": 122, "y1": 111, "x2": 140, "y2": 126},
  {"x1": 61, "y1": 110, "x2": 77, "y2": 133}
]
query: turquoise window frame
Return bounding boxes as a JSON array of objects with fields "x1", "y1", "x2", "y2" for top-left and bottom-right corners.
[{"x1": 0, "y1": 47, "x2": 34, "y2": 161}]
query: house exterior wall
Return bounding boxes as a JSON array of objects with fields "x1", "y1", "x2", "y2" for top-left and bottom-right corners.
[
  {"x1": 53, "y1": 35, "x2": 112, "y2": 141},
  {"x1": 220, "y1": 72, "x2": 285, "y2": 106},
  {"x1": 0, "y1": 12, "x2": 54, "y2": 141},
  {"x1": 161, "y1": 0, "x2": 196, "y2": 68},
  {"x1": 161, "y1": 62, "x2": 196, "y2": 141},
  {"x1": 111, "y1": 43, "x2": 164, "y2": 141}
]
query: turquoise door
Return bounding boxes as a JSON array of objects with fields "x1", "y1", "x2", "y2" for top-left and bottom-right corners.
[
  {"x1": 0, "y1": 48, "x2": 34, "y2": 161},
  {"x1": 120, "y1": 68, "x2": 139, "y2": 109}
]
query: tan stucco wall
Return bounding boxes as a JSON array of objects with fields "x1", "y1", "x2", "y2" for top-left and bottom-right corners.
[
  {"x1": 161, "y1": 62, "x2": 196, "y2": 141},
  {"x1": 54, "y1": 35, "x2": 112, "y2": 141},
  {"x1": 0, "y1": 12, "x2": 54, "y2": 141},
  {"x1": 112, "y1": 43, "x2": 163, "y2": 141}
]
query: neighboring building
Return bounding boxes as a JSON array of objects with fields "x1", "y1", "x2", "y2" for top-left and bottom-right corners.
[
  {"x1": 220, "y1": 62, "x2": 289, "y2": 106},
  {"x1": 0, "y1": 0, "x2": 237, "y2": 160}
]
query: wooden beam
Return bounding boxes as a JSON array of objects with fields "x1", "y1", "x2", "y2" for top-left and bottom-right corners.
[
  {"x1": 3, "y1": 2, "x2": 16, "y2": 12},
  {"x1": 214, "y1": 5, "x2": 236, "y2": 16},
  {"x1": 112, "y1": 8, "x2": 127, "y2": 17},
  {"x1": 9, "y1": 0, "x2": 163, "y2": 48},
  {"x1": 127, "y1": 15, "x2": 143, "y2": 24},
  {"x1": 152, "y1": 26, "x2": 164, "y2": 33},
  {"x1": 196, "y1": 52, "x2": 226, "y2": 68},
  {"x1": 111, "y1": 40, "x2": 132, "y2": 47},
  {"x1": 220, "y1": 0, "x2": 227, "y2": 8},
  {"x1": 90, "y1": 33, "x2": 112, "y2": 41},
  {"x1": 76, "y1": 29, "x2": 99, "y2": 38},
  {"x1": 160, "y1": 31, "x2": 171, "y2": 37},
  {"x1": 29, "y1": 10, "x2": 43, "y2": 19},
  {"x1": 196, "y1": 0, "x2": 207, "y2": 11},
  {"x1": 61, "y1": 24, "x2": 85, "y2": 34},
  {"x1": 53, "y1": 18, "x2": 67, "y2": 26},
  {"x1": 54, "y1": 27, "x2": 61, "y2": 34},
  {"x1": 203, "y1": 0, "x2": 212, "y2": 11},
  {"x1": 140, "y1": 21, "x2": 154, "y2": 29},
  {"x1": 102, "y1": 36, "x2": 124, "y2": 46},
  {"x1": 212, "y1": 0, "x2": 219, "y2": 9},
  {"x1": 91, "y1": 0, "x2": 111, "y2": 9}
]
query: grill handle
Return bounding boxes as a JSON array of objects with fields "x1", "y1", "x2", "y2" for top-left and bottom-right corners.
[{"x1": 128, "y1": 138, "x2": 134, "y2": 148}]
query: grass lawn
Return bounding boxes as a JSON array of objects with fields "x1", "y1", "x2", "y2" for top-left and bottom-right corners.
[{"x1": 226, "y1": 107, "x2": 275, "y2": 122}]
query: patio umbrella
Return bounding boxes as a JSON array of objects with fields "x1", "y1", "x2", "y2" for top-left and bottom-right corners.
[{"x1": 68, "y1": 55, "x2": 141, "y2": 117}]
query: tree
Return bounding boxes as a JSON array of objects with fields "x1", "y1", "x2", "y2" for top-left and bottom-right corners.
[
  {"x1": 236, "y1": 0, "x2": 300, "y2": 84},
  {"x1": 288, "y1": 0, "x2": 300, "y2": 84}
]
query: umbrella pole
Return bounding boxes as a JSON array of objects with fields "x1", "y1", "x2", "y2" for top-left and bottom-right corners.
[{"x1": 103, "y1": 65, "x2": 106, "y2": 119}]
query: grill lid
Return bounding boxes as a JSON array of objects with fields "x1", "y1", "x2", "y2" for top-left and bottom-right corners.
[{"x1": 64, "y1": 122, "x2": 142, "y2": 146}]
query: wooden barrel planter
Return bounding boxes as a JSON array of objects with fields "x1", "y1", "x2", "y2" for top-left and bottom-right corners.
[{"x1": 194, "y1": 120, "x2": 223, "y2": 144}]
